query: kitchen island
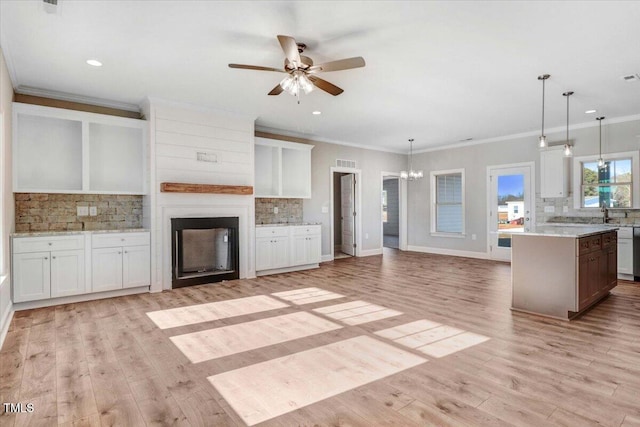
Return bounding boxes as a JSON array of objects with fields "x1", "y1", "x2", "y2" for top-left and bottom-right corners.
[{"x1": 511, "y1": 226, "x2": 617, "y2": 320}]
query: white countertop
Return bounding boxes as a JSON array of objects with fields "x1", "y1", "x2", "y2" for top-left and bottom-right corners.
[
  {"x1": 515, "y1": 225, "x2": 617, "y2": 238},
  {"x1": 11, "y1": 228, "x2": 150, "y2": 238}
]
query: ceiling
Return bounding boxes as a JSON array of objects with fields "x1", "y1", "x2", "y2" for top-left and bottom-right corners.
[{"x1": 1, "y1": 1, "x2": 639, "y2": 152}]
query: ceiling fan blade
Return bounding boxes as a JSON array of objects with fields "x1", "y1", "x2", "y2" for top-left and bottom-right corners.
[
  {"x1": 268, "y1": 84, "x2": 284, "y2": 96},
  {"x1": 228, "y1": 64, "x2": 285, "y2": 73},
  {"x1": 308, "y1": 56, "x2": 366, "y2": 73},
  {"x1": 307, "y1": 75, "x2": 344, "y2": 96},
  {"x1": 277, "y1": 35, "x2": 302, "y2": 65}
]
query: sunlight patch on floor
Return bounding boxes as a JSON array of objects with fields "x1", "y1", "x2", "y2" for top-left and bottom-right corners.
[
  {"x1": 272, "y1": 287, "x2": 344, "y2": 305},
  {"x1": 313, "y1": 300, "x2": 403, "y2": 325}
]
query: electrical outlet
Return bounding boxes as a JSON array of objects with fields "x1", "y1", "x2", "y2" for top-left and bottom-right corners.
[
  {"x1": 563, "y1": 206, "x2": 569, "y2": 213},
  {"x1": 321, "y1": 206, "x2": 329, "y2": 213},
  {"x1": 89, "y1": 206, "x2": 97, "y2": 216},
  {"x1": 472, "y1": 234, "x2": 477, "y2": 240},
  {"x1": 544, "y1": 206, "x2": 555, "y2": 213},
  {"x1": 77, "y1": 206, "x2": 89, "y2": 216},
  {"x1": 365, "y1": 233, "x2": 369, "y2": 239},
  {"x1": 274, "y1": 207, "x2": 279, "y2": 214}
]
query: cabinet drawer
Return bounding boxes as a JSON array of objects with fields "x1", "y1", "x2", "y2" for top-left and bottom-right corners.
[
  {"x1": 13, "y1": 235, "x2": 84, "y2": 254},
  {"x1": 602, "y1": 231, "x2": 617, "y2": 248},
  {"x1": 578, "y1": 235, "x2": 602, "y2": 255},
  {"x1": 292, "y1": 225, "x2": 321, "y2": 236},
  {"x1": 618, "y1": 228, "x2": 633, "y2": 239},
  {"x1": 92, "y1": 232, "x2": 150, "y2": 248},
  {"x1": 256, "y1": 227, "x2": 289, "y2": 238}
]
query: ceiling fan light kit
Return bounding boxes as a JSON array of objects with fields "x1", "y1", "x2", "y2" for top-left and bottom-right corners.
[{"x1": 228, "y1": 35, "x2": 365, "y2": 102}]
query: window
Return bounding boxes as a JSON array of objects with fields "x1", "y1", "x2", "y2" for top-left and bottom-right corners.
[
  {"x1": 573, "y1": 151, "x2": 639, "y2": 209},
  {"x1": 430, "y1": 169, "x2": 465, "y2": 236},
  {"x1": 513, "y1": 205, "x2": 519, "y2": 214}
]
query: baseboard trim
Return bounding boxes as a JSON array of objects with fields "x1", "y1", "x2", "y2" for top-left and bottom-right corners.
[
  {"x1": 321, "y1": 255, "x2": 334, "y2": 263},
  {"x1": 12, "y1": 286, "x2": 150, "y2": 311},
  {"x1": 407, "y1": 245, "x2": 489, "y2": 260},
  {"x1": 256, "y1": 264, "x2": 319, "y2": 276},
  {"x1": 359, "y1": 248, "x2": 383, "y2": 257},
  {"x1": 0, "y1": 301, "x2": 14, "y2": 351}
]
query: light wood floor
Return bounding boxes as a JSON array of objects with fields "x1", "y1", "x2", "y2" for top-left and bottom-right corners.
[{"x1": 2, "y1": 248, "x2": 640, "y2": 426}]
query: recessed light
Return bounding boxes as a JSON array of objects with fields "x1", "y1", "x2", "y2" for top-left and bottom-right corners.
[
  {"x1": 585, "y1": 109, "x2": 596, "y2": 114},
  {"x1": 86, "y1": 59, "x2": 102, "y2": 67},
  {"x1": 312, "y1": 111, "x2": 321, "y2": 115}
]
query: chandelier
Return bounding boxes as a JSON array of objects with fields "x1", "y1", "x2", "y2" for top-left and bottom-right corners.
[{"x1": 400, "y1": 138, "x2": 423, "y2": 180}]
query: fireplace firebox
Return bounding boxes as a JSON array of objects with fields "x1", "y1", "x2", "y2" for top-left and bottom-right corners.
[{"x1": 171, "y1": 217, "x2": 239, "y2": 288}]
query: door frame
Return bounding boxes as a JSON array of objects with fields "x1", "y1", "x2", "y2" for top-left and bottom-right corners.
[
  {"x1": 330, "y1": 167, "x2": 362, "y2": 259},
  {"x1": 486, "y1": 161, "x2": 536, "y2": 261},
  {"x1": 380, "y1": 172, "x2": 408, "y2": 251}
]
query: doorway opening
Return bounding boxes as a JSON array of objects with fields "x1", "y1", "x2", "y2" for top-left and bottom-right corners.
[
  {"x1": 382, "y1": 176, "x2": 400, "y2": 249},
  {"x1": 330, "y1": 167, "x2": 361, "y2": 260}
]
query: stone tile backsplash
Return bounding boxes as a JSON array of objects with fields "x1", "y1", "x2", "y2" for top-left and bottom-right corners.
[
  {"x1": 255, "y1": 198, "x2": 303, "y2": 224},
  {"x1": 536, "y1": 194, "x2": 640, "y2": 225},
  {"x1": 15, "y1": 193, "x2": 143, "y2": 232}
]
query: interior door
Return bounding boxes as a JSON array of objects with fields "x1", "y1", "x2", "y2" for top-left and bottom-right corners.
[
  {"x1": 341, "y1": 174, "x2": 355, "y2": 256},
  {"x1": 489, "y1": 165, "x2": 532, "y2": 261}
]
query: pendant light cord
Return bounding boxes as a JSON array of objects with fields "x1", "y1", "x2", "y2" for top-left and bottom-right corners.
[
  {"x1": 541, "y1": 78, "x2": 545, "y2": 136},
  {"x1": 566, "y1": 93, "x2": 569, "y2": 142}
]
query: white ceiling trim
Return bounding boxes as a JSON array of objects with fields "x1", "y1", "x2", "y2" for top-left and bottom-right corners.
[
  {"x1": 16, "y1": 85, "x2": 141, "y2": 112},
  {"x1": 416, "y1": 114, "x2": 640, "y2": 154},
  {"x1": 144, "y1": 97, "x2": 258, "y2": 122}
]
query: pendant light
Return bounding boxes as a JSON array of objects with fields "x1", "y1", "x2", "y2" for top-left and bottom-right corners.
[
  {"x1": 538, "y1": 74, "x2": 550, "y2": 148},
  {"x1": 400, "y1": 138, "x2": 423, "y2": 180},
  {"x1": 562, "y1": 91, "x2": 574, "y2": 157},
  {"x1": 597, "y1": 116, "x2": 605, "y2": 167}
]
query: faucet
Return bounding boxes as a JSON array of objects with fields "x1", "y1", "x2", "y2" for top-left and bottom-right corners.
[{"x1": 601, "y1": 203, "x2": 609, "y2": 223}]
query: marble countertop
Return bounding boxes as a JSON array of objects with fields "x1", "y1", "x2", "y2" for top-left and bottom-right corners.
[
  {"x1": 543, "y1": 222, "x2": 637, "y2": 228},
  {"x1": 514, "y1": 225, "x2": 617, "y2": 238},
  {"x1": 256, "y1": 222, "x2": 322, "y2": 227},
  {"x1": 11, "y1": 228, "x2": 150, "y2": 238}
]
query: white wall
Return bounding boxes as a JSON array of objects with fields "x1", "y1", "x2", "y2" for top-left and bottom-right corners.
[
  {"x1": 408, "y1": 118, "x2": 640, "y2": 256},
  {"x1": 255, "y1": 134, "x2": 406, "y2": 257},
  {"x1": 144, "y1": 100, "x2": 256, "y2": 290},
  {"x1": 0, "y1": 47, "x2": 14, "y2": 344}
]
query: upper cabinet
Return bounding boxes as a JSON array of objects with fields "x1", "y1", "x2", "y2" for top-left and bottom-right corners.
[
  {"x1": 255, "y1": 137, "x2": 313, "y2": 198},
  {"x1": 13, "y1": 103, "x2": 147, "y2": 194},
  {"x1": 540, "y1": 146, "x2": 569, "y2": 198}
]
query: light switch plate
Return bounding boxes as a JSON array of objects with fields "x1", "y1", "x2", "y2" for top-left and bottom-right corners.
[
  {"x1": 321, "y1": 206, "x2": 329, "y2": 213},
  {"x1": 89, "y1": 206, "x2": 97, "y2": 216},
  {"x1": 563, "y1": 206, "x2": 569, "y2": 213},
  {"x1": 77, "y1": 206, "x2": 89, "y2": 216},
  {"x1": 274, "y1": 207, "x2": 278, "y2": 214}
]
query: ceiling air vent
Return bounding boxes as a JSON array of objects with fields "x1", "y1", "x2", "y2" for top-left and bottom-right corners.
[
  {"x1": 621, "y1": 74, "x2": 640, "y2": 82},
  {"x1": 336, "y1": 159, "x2": 357, "y2": 169}
]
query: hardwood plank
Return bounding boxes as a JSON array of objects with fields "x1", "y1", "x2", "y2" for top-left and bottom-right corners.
[
  {"x1": 55, "y1": 343, "x2": 98, "y2": 424},
  {"x1": 160, "y1": 182, "x2": 253, "y2": 195}
]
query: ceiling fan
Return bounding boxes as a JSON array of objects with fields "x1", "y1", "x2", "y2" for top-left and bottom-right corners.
[{"x1": 229, "y1": 35, "x2": 365, "y2": 98}]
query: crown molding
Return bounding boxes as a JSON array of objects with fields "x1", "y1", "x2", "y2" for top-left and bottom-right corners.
[
  {"x1": 15, "y1": 86, "x2": 141, "y2": 112},
  {"x1": 255, "y1": 125, "x2": 406, "y2": 155},
  {"x1": 144, "y1": 96, "x2": 257, "y2": 121},
  {"x1": 416, "y1": 114, "x2": 640, "y2": 154}
]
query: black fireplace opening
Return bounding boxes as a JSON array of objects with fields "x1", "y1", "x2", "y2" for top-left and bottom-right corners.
[{"x1": 171, "y1": 217, "x2": 239, "y2": 288}]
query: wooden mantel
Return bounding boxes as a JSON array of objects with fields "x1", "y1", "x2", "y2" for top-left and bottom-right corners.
[{"x1": 160, "y1": 182, "x2": 253, "y2": 195}]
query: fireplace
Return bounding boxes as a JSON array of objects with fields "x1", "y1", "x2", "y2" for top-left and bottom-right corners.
[{"x1": 171, "y1": 217, "x2": 239, "y2": 288}]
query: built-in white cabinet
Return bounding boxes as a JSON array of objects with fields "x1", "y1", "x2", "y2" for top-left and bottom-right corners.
[
  {"x1": 540, "y1": 146, "x2": 569, "y2": 198},
  {"x1": 255, "y1": 137, "x2": 313, "y2": 198},
  {"x1": 617, "y1": 227, "x2": 633, "y2": 277},
  {"x1": 92, "y1": 232, "x2": 150, "y2": 291},
  {"x1": 291, "y1": 226, "x2": 322, "y2": 266},
  {"x1": 13, "y1": 103, "x2": 147, "y2": 194},
  {"x1": 256, "y1": 225, "x2": 321, "y2": 275},
  {"x1": 12, "y1": 235, "x2": 86, "y2": 302}
]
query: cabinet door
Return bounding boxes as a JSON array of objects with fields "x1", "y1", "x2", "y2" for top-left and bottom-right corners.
[
  {"x1": 291, "y1": 235, "x2": 308, "y2": 266},
  {"x1": 540, "y1": 147, "x2": 567, "y2": 198},
  {"x1": 617, "y1": 239, "x2": 633, "y2": 274},
  {"x1": 13, "y1": 252, "x2": 51, "y2": 302},
  {"x1": 122, "y1": 245, "x2": 150, "y2": 288},
  {"x1": 255, "y1": 238, "x2": 273, "y2": 271},
  {"x1": 578, "y1": 253, "x2": 591, "y2": 310},
  {"x1": 306, "y1": 235, "x2": 321, "y2": 264},
  {"x1": 606, "y1": 247, "x2": 617, "y2": 290},
  {"x1": 272, "y1": 237, "x2": 290, "y2": 269},
  {"x1": 92, "y1": 247, "x2": 123, "y2": 292},
  {"x1": 50, "y1": 249, "x2": 85, "y2": 298}
]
